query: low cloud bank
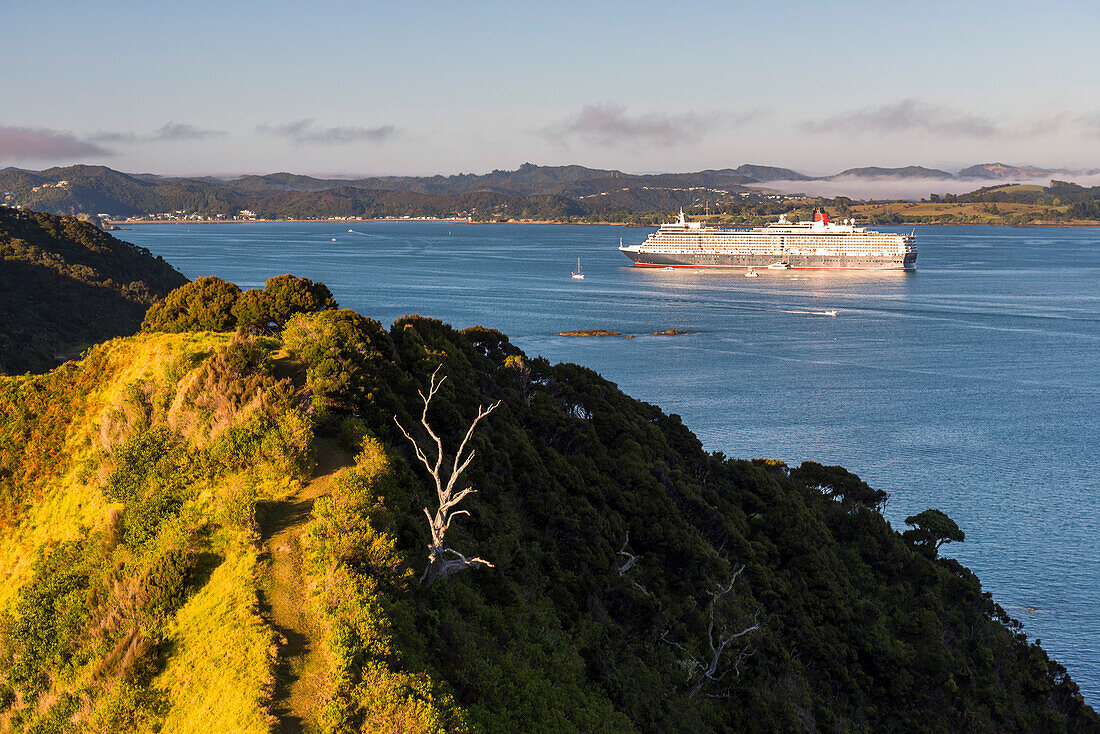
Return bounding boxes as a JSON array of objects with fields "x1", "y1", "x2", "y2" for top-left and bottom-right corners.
[
  {"x1": 802, "y1": 100, "x2": 998, "y2": 138},
  {"x1": 257, "y1": 119, "x2": 397, "y2": 145},
  {"x1": 800, "y1": 99, "x2": 1097, "y2": 141},
  {"x1": 543, "y1": 103, "x2": 717, "y2": 147},
  {"x1": 90, "y1": 123, "x2": 225, "y2": 144},
  {"x1": 0, "y1": 126, "x2": 111, "y2": 161}
]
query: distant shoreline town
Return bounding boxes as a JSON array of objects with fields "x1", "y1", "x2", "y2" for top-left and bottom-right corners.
[
  {"x1": 5, "y1": 162, "x2": 1100, "y2": 228},
  {"x1": 105, "y1": 215, "x2": 1100, "y2": 228}
]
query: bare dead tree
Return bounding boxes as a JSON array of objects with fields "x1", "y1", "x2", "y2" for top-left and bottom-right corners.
[
  {"x1": 617, "y1": 531, "x2": 640, "y2": 576},
  {"x1": 616, "y1": 531, "x2": 652, "y2": 595},
  {"x1": 395, "y1": 366, "x2": 500, "y2": 584},
  {"x1": 661, "y1": 565, "x2": 761, "y2": 699}
]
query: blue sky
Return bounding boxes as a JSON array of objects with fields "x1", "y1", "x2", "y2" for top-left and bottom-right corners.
[{"x1": 2, "y1": 0, "x2": 1098, "y2": 175}]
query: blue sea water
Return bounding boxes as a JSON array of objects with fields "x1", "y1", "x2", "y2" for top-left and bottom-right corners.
[{"x1": 121, "y1": 221, "x2": 1100, "y2": 704}]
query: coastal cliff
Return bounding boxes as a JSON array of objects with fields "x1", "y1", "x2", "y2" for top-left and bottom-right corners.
[{"x1": 0, "y1": 284, "x2": 1096, "y2": 732}]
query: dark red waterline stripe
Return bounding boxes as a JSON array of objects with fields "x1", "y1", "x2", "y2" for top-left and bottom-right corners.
[{"x1": 630, "y1": 263, "x2": 911, "y2": 271}]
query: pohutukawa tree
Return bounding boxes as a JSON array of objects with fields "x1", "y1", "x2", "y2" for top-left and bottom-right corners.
[
  {"x1": 903, "y1": 508, "x2": 965, "y2": 558},
  {"x1": 395, "y1": 366, "x2": 500, "y2": 584}
]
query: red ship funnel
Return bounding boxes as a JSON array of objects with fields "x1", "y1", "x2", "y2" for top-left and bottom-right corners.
[{"x1": 813, "y1": 208, "x2": 830, "y2": 226}]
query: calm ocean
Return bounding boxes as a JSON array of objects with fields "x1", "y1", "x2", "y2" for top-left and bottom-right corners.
[{"x1": 120, "y1": 221, "x2": 1100, "y2": 703}]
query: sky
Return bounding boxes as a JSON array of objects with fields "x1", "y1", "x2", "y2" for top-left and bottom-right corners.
[{"x1": 2, "y1": 0, "x2": 1099, "y2": 177}]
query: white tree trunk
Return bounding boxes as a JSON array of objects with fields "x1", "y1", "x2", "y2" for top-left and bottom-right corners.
[{"x1": 395, "y1": 366, "x2": 499, "y2": 584}]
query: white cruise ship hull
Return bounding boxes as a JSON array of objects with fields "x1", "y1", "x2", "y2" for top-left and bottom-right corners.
[
  {"x1": 620, "y1": 209, "x2": 917, "y2": 271},
  {"x1": 621, "y1": 249, "x2": 916, "y2": 271}
]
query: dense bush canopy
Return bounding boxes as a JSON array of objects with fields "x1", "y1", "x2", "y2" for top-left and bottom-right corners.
[
  {"x1": 141, "y1": 276, "x2": 242, "y2": 332},
  {"x1": 145, "y1": 274, "x2": 339, "y2": 334},
  {"x1": 280, "y1": 312, "x2": 1100, "y2": 732},
  {"x1": 0, "y1": 207, "x2": 187, "y2": 373}
]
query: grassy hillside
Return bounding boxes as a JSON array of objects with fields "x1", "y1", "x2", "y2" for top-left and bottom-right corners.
[
  {"x1": 849, "y1": 200, "x2": 1076, "y2": 225},
  {"x1": 0, "y1": 305, "x2": 1096, "y2": 732},
  {"x1": 0, "y1": 207, "x2": 187, "y2": 374},
  {"x1": 848, "y1": 179, "x2": 1100, "y2": 225}
]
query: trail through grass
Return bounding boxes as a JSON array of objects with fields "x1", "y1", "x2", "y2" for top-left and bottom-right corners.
[{"x1": 259, "y1": 437, "x2": 352, "y2": 733}]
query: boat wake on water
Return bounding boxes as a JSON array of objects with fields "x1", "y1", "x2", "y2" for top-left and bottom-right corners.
[{"x1": 781, "y1": 309, "x2": 840, "y2": 317}]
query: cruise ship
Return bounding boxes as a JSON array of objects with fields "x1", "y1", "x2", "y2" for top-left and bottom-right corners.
[{"x1": 619, "y1": 208, "x2": 916, "y2": 270}]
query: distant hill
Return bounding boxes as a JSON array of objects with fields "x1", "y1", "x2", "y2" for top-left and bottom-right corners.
[
  {"x1": 0, "y1": 163, "x2": 760, "y2": 218},
  {"x1": 0, "y1": 164, "x2": 767, "y2": 221},
  {"x1": 0, "y1": 164, "x2": 244, "y2": 217},
  {"x1": 830, "y1": 165, "x2": 955, "y2": 180},
  {"x1": 730, "y1": 164, "x2": 813, "y2": 181},
  {"x1": 955, "y1": 163, "x2": 1064, "y2": 180},
  {"x1": 946, "y1": 179, "x2": 1100, "y2": 220},
  {"x1": 0, "y1": 206, "x2": 187, "y2": 373},
  {"x1": 252, "y1": 187, "x2": 588, "y2": 220}
]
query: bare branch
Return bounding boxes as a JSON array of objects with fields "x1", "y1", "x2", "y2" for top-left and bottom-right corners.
[
  {"x1": 396, "y1": 417, "x2": 435, "y2": 475},
  {"x1": 445, "y1": 401, "x2": 500, "y2": 495},
  {"x1": 661, "y1": 564, "x2": 761, "y2": 699},
  {"x1": 420, "y1": 366, "x2": 446, "y2": 484},
  {"x1": 442, "y1": 547, "x2": 495, "y2": 567},
  {"x1": 439, "y1": 486, "x2": 476, "y2": 516},
  {"x1": 618, "y1": 531, "x2": 641, "y2": 576},
  {"x1": 422, "y1": 506, "x2": 439, "y2": 545},
  {"x1": 660, "y1": 631, "x2": 704, "y2": 670},
  {"x1": 440, "y1": 508, "x2": 470, "y2": 535}
]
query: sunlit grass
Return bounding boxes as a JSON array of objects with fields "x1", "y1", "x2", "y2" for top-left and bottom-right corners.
[
  {"x1": 156, "y1": 540, "x2": 278, "y2": 734},
  {"x1": 0, "y1": 333, "x2": 229, "y2": 609}
]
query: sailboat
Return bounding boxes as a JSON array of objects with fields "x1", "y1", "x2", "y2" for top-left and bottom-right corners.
[{"x1": 571, "y1": 258, "x2": 584, "y2": 280}]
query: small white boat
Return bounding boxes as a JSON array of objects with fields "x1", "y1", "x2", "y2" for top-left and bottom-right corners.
[
  {"x1": 767, "y1": 261, "x2": 791, "y2": 270},
  {"x1": 571, "y1": 258, "x2": 584, "y2": 280},
  {"x1": 331, "y1": 238, "x2": 337, "y2": 242},
  {"x1": 824, "y1": 310, "x2": 838, "y2": 317},
  {"x1": 745, "y1": 267, "x2": 759, "y2": 278},
  {"x1": 348, "y1": 229, "x2": 354, "y2": 232}
]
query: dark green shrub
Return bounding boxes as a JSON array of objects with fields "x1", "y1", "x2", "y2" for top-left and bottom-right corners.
[
  {"x1": 336, "y1": 415, "x2": 369, "y2": 452},
  {"x1": 141, "y1": 276, "x2": 241, "y2": 333},
  {"x1": 143, "y1": 544, "x2": 202, "y2": 621},
  {"x1": 104, "y1": 428, "x2": 191, "y2": 547},
  {"x1": 230, "y1": 288, "x2": 275, "y2": 333},
  {"x1": 3, "y1": 543, "x2": 90, "y2": 698},
  {"x1": 262, "y1": 274, "x2": 338, "y2": 328},
  {"x1": 22, "y1": 691, "x2": 80, "y2": 734},
  {"x1": 282, "y1": 309, "x2": 395, "y2": 423}
]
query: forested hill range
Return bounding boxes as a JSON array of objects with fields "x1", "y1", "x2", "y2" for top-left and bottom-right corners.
[
  {"x1": 0, "y1": 273, "x2": 1097, "y2": 732},
  {"x1": 0, "y1": 207, "x2": 187, "y2": 374},
  {"x1": 0, "y1": 163, "x2": 780, "y2": 219},
  {"x1": 6, "y1": 162, "x2": 1100, "y2": 225}
]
